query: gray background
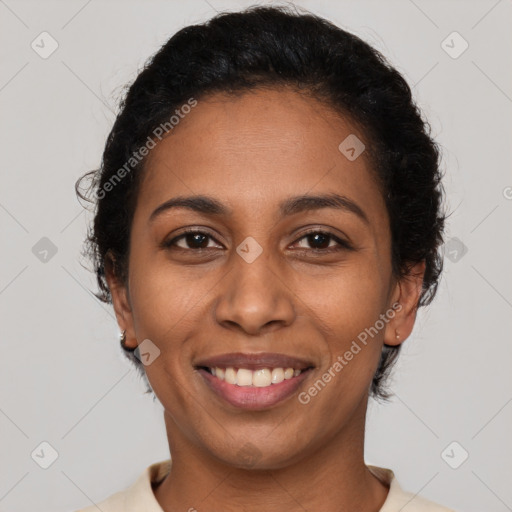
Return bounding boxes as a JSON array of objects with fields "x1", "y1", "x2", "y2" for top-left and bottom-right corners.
[{"x1": 1, "y1": 0, "x2": 511, "y2": 511}]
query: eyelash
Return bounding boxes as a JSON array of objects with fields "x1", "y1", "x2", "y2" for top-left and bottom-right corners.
[{"x1": 162, "y1": 227, "x2": 353, "y2": 254}]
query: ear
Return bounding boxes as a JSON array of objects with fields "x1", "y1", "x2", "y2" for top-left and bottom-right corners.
[
  {"x1": 383, "y1": 260, "x2": 426, "y2": 346},
  {"x1": 104, "y1": 250, "x2": 137, "y2": 350}
]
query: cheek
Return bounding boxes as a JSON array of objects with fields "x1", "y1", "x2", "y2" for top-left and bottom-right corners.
[
  {"x1": 304, "y1": 257, "x2": 388, "y2": 329},
  {"x1": 127, "y1": 261, "x2": 204, "y2": 408},
  {"x1": 301, "y1": 262, "x2": 388, "y2": 380},
  {"x1": 128, "y1": 246, "x2": 203, "y2": 337}
]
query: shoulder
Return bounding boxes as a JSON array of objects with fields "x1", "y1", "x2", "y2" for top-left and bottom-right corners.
[
  {"x1": 386, "y1": 487, "x2": 457, "y2": 512},
  {"x1": 74, "y1": 490, "x2": 125, "y2": 512},
  {"x1": 73, "y1": 459, "x2": 171, "y2": 512},
  {"x1": 368, "y1": 465, "x2": 457, "y2": 512}
]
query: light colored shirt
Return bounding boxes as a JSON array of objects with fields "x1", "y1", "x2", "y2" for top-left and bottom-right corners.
[{"x1": 75, "y1": 459, "x2": 456, "y2": 511}]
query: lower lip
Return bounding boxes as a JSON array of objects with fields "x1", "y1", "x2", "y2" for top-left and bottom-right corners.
[{"x1": 197, "y1": 368, "x2": 312, "y2": 410}]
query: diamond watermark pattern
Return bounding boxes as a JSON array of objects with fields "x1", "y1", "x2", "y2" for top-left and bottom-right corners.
[
  {"x1": 31, "y1": 441, "x2": 59, "y2": 469},
  {"x1": 134, "y1": 338, "x2": 161, "y2": 366},
  {"x1": 236, "y1": 441, "x2": 262, "y2": 468},
  {"x1": 444, "y1": 237, "x2": 468, "y2": 263},
  {"x1": 338, "y1": 134, "x2": 365, "y2": 161},
  {"x1": 441, "y1": 31, "x2": 469, "y2": 59},
  {"x1": 441, "y1": 441, "x2": 469, "y2": 469},
  {"x1": 32, "y1": 237, "x2": 58, "y2": 263},
  {"x1": 236, "y1": 236, "x2": 263, "y2": 263},
  {"x1": 31, "y1": 31, "x2": 59, "y2": 59}
]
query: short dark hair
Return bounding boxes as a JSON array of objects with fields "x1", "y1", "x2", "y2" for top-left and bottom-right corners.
[{"x1": 76, "y1": 4, "x2": 446, "y2": 402}]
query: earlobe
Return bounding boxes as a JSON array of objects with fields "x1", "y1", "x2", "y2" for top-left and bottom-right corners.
[
  {"x1": 104, "y1": 251, "x2": 138, "y2": 350},
  {"x1": 384, "y1": 261, "x2": 426, "y2": 346},
  {"x1": 119, "y1": 329, "x2": 136, "y2": 353}
]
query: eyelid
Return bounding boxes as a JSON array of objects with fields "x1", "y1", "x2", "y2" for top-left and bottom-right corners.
[
  {"x1": 163, "y1": 226, "x2": 353, "y2": 252},
  {"x1": 162, "y1": 227, "x2": 223, "y2": 249},
  {"x1": 291, "y1": 227, "x2": 353, "y2": 250}
]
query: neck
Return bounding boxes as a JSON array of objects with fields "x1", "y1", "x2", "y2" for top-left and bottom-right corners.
[{"x1": 154, "y1": 397, "x2": 389, "y2": 512}]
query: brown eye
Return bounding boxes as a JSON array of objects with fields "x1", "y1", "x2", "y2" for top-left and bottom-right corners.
[
  {"x1": 292, "y1": 230, "x2": 353, "y2": 252},
  {"x1": 163, "y1": 230, "x2": 222, "y2": 251},
  {"x1": 177, "y1": 232, "x2": 210, "y2": 249}
]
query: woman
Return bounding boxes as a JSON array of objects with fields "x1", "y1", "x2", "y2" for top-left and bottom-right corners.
[{"x1": 75, "y1": 5, "x2": 452, "y2": 511}]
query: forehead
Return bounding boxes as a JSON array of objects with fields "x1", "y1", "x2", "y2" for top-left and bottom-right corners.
[{"x1": 137, "y1": 88, "x2": 385, "y2": 223}]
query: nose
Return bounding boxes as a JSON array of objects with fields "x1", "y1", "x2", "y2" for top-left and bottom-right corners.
[{"x1": 214, "y1": 253, "x2": 296, "y2": 336}]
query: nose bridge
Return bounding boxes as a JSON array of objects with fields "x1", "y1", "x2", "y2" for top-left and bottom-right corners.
[{"x1": 214, "y1": 246, "x2": 296, "y2": 334}]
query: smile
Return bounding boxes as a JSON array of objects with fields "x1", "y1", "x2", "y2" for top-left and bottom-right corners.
[
  {"x1": 194, "y1": 352, "x2": 315, "y2": 410},
  {"x1": 204, "y1": 366, "x2": 304, "y2": 387},
  {"x1": 197, "y1": 367, "x2": 312, "y2": 410}
]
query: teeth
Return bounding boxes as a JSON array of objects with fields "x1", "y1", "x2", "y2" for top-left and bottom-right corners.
[
  {"x1": 284, "y1": 368, "x2": 294, "y2": 379},
  {"x1": 271, "y1": 368, "x2": 284, "y2": 384},
  {"x1": 224, "y1": 367, "x2": 237, "y2": 385},
  {"x1": 253, "y1": 368, "x2": 271, "y2": 387},
  {"x1": 208, "y1": 366, "x2": 305, "y2": 387},
  {"x1": 236, "y1": 368, "x2": 253, "y2": 386}
]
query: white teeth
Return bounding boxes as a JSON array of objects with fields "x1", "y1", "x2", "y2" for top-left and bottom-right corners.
[
  {"x1": 253, "y1": 368, "x2": 272, "y2": 387},
  {"x1": 284, "y1": 368, "x2": 294, "y2": 379},
  {"x1": 209, "y1": 366, "x2": 305, "y2": 387},
  {"x1": 271, "y1": 368, "x2": 284, "y2": 384},
  {"x1": 224, "y1": 367, "x2": 237, "y2": 385},
  {"x1": 236, "y1": 368, "x2": 253, "y2": 386}
]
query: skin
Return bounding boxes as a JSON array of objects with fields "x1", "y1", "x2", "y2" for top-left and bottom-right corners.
[{"x1": 106, "y1": 87, "x2": 425, "y2": 512}]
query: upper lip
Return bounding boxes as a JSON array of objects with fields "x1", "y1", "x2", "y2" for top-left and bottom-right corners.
[{"x1": 194, "y1": 352, "x2": 315, "y2": 370}]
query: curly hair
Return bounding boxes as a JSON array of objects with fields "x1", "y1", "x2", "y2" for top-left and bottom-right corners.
[{"x1": 75, "y1": 4, "x2": 446, "y2": 402}]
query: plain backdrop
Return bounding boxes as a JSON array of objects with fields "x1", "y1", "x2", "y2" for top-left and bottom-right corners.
[{"x1": 1, "y1": 1, "x2": 511, "y2": 511}]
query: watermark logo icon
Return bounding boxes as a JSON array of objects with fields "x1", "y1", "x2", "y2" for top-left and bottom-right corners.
[
  {"x1": 236, "y1": 236, "x2": 263, "y2": 263},
  {"x1": 444, "y1": 237, "x2": 468, "y2": 263},
  {"x1": 32, "y1": 237, "x2": 58, "y2": 263},
  {"x1": 134, "y1": 339, "x2": 161, "y2": 366},
  {"x1": 441, "y1": 31, "x2": 469, "y2": 59},
  {"x1": 441, "y1": 441, "x2": 469, "y2": 469},
  {"x1": 236, "y1": 442, "x2": 262, "y2": 468},
  {"x1": 31, "y1": 32, "x2": 59, "y2": 59},
  {"x1": 31, "y1": 441, "x2": 59, "y2": 469},
  {"x1": 338, "y1": 134, "x2": 365, "y2": 161}
]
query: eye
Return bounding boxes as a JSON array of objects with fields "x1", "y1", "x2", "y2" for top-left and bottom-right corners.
[
  {"x1": 291, "y1": 230, "x2": 353, "y2": 253},
  {"x1": 162, "y1": 228, "x2": 353, "y2": 253},
  {"x1": 163, "y1": 229, "x2": 222, "y2": 251}
]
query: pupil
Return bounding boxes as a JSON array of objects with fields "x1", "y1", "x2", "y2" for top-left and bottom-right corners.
[
  {"x1": 188, "y1": 233, "x2": 208, "y2": 248},
  {"x1": 309, "y1": 233, "x2": 329, "y2": 249}
]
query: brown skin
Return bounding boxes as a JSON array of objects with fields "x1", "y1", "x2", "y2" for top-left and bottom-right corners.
[{"x1": 106, "y1": 87, "x2": 425, "y2": 512}]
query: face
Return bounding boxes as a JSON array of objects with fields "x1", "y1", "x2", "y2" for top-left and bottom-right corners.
[{"x1": 107, "y1": 87, "x2": 423, "y2": 469}]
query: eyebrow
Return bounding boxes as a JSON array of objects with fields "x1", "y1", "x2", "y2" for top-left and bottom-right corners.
[{"x1": 149, "y1": 193, "x2": 369, "y2": 225}]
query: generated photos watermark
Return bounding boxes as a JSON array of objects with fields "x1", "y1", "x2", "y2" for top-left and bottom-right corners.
[
  {"x1": 95, "y1": 97, "x2": 198, "y2": 200},
  {"x1": 298, "y1": 301, "x2": 402, "y2": 405}
]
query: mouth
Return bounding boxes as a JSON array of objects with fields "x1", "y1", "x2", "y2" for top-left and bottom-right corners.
[
  {"x1": 194, "y1": 352, "x2": 314, "y2": 410},
  {"x1": 198, "y1": 365, "x2": 309, "y2": 385}
]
